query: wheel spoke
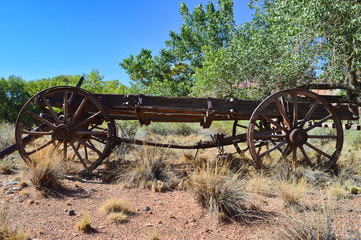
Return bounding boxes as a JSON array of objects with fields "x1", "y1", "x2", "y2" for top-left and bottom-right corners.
[
  {"x1": 299, "y1": 145, "x2": 314, "y2": 167},
  {"x1": 63, "y1": 142, "x2": 67, "y2": 161},
  {"x1": 254, "y1": 134, "x2": 286, "y2": 139},
  {"x1": 42, "y1": 94, "x2": 61, "y2": 125},
  {"x1": 293, "y1": 94, "x2": 298, "y2": 127},
  {"x1": 305, "y1": 114, "x2": 332, "y2": 132},
  {"x1": 74, "y1": 111, "x2": 102, "y2": 129},
  {"x1": 90, "y1": 136, "x2": 106, "y2": 144},
  {"x1": 71, "y1": 97, "x2": 88, "y2": 125},
  {"x1": 293, "y1": 146, "x2": 297, "y2": 167},
  {"x1": 76, "y1": 130, "x2": 107, "y2": 135},
  {"x1": 305, "y1": 142, "x2": 332, "y2": 159},
  {"x1": 22, "y1": 130, "x2": 53, "y2": 136},
  {"x1": 75, "y1": 137, "x2": 102, "y2": 156},
  {"x1": 275, "y1": 99, "x2": 292, "y2": 129},
  {"x1": 70, "y1": 142, "x2": 87, "y2": 169},
  {"x1": 299, "y1": 100, "x2": 319, "y2": 128},
  {"x1": 260, "y1": 114, "x2": 288, "y2": 132},
  {"x1": 258, "y1": 140, "x2": 287, "y2": 159},
  {"x1": 84, "y1": 145, "x2": 89, "y2": 163},
  {"x1": 26, "y1": 110, "x2": 56, "y2": 129},
  {"x1": 308, "y1": 135, "x2": 337, "y2": 139},
  {"x1": 26, "y1": 139, "x2": 55, "y2": 155},
  {"x1": 70, "y1": 142, "x2": 81, "y2": 162},
  {"x1": 236, "y1": 124, "x2": 247, "y2": 129},
  {"x1": 63, "y1": 91, "x2": 68, "y2": 123}
]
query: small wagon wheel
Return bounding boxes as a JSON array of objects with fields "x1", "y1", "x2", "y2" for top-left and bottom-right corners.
[
  {"x1": 15, "y1": 86, "x2": 114, "y2": 173},
  {"x1": 247, "y1": 89, "x2": 343, "y2": 170}
]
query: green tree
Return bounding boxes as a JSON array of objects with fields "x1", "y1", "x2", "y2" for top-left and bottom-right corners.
[
  {"x1": 120, "y1": 0, "x2": 236, "y2": 96},
  {"x1": 193, "y1": 0, "x2": 361, "y2": 104},
  {"x1": 0, "y1": 76, "x2": 30, "y2": 122}
]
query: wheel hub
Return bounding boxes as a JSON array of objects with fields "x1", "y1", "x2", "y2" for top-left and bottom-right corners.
[
  {"x1": 54, "y1": 124, "x2": 73, "y2": 141},
  {"x1": 289, "y1": 128, "x2": 308, "y2": 146}
]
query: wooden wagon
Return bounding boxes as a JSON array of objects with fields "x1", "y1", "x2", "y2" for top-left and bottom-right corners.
[{"x1": 0, "y1": 77, "x2": 359, "y2": 172}]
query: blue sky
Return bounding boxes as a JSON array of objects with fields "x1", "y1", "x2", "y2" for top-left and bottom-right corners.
[{"x1": 0, "y1": 0, "x2": 254, "y2": 85}]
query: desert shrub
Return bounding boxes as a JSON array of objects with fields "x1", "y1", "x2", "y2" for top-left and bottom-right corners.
[
  {"x1": 100, "y1": 198, "x2": 129, "y2": 223},
  {"x1": 76, "y1": 215, "x2": 93, "y2": 233},
  {"x1": 144, "y1": 122, "x2": 197, "y2": 136},
  {"x1": 0, "y1": 201, "x2": 30, "y2": 240},
  {"x1": 275, "y1": 203, "x2": 335, "y2": 240},
  {"x1": 274, "y1": 177, "x2": 309, "y2": 206},
  {"x1": 187, "y1": 162, "x2": 258, "y2": 223},
  {"x1": 28, "y1": 150, "x2": 68, "y2": 192},
  {"x1": 116, "y1": 146, "x2": 176, "y2": 189}
]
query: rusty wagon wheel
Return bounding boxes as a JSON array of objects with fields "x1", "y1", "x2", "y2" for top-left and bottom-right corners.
[
  {"x1": 15, "y1": 86, "x2": 114, "y2": 173},
  {"x1": 247, "y1": 89, "x2": 343, "y2": 170}
]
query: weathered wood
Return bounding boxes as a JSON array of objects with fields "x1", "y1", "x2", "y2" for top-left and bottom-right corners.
[{"x1": 39, "y1": 92, "x2": 359, "y2": 128}]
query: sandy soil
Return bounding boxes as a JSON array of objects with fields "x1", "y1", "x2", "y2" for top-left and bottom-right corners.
[{"x1": 1, "y1": 172, "x2": 360, "y2": 240}]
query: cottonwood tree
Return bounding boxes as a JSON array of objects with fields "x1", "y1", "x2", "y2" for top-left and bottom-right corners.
[
  {"x1": 193, "y1": 0, "x2": 361, "y2": 104},
  {"x1": 120, "y1": 0, "x2": 236, "y2": 96}
]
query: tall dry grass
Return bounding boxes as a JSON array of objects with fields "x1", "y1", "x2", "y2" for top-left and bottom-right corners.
[
  {"x1": 27, "y1": 148, "x2": 69, "y2": 192},
  {"x1": 187, "y1": 161, "x2": 259, "y2": 224}
]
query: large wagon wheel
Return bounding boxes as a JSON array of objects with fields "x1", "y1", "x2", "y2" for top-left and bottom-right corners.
[
  {"x1": 15, "y1": 86, "x2": 113, "y2": 173},
  {"x1": 247, "y1": 89, "x2": 343, "y2": 170}
]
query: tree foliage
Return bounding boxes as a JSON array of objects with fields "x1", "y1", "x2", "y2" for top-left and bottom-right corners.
[
  {"x1": 0, "y1": 76, "x2": 31, "y2": 123},
  {"x1": 120, "y1": 0, "x2": 236, "y2": 96},
  {"x1": 193, "y1": 0, "x2": 361, "y2": 104}
]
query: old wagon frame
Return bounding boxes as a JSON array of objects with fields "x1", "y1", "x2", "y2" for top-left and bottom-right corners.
[{"x1": 0, "y1": 78, "x2": 359, "y2": 172}]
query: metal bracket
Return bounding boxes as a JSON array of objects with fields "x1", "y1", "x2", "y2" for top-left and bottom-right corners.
[
  {"x1": 135, "y1": 94, "x2": 150, "y2": 126},
  {"x1": 201, "y1": 97, "x2": 215, "y2": 128}
]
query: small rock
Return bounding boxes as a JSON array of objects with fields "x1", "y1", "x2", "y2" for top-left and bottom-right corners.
[
  {"x1": 28, "y1": 200, "x2": 34, "y2": 205},
  {"x1": 145, "y1": 223, "x2": 154, "y2": 227},
  {"x1": 346, "y1": 208, "x2": 353, "y2": 212},
  {"x1": 14, "y1": 196, "x2": 21, "y2": 200},
  {"x1": 5, "y1": 190, "x2": 14, "y2": 195},
  {"x1": 67, "y1": 210, "x2": 76, "y2": 216},
  {"x1": 143, "y1": 206, "x2": 151, "y2": 211},
  {"x1": 90, "y1": 188, "x2": 97, "y2": 193},
  {"x1": 2, "y1": 181, "x2": 18, "y2": 187},
  {"x1": 169, "y1": 215, "x2": 176, "y2": 219}
]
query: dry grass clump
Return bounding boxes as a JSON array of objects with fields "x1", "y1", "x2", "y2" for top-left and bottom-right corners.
[
  {"x1": 274, "y1": 177, "x2": 309, "y2": 206},
  {"x1": 149, "y1": 229, "x2": 160, "y2": 240},
  {"x1": 0, "y1": 201, "x2": 30, "y2": 240},
  {"x1": 75, "y1": 215, "x2": 93, "y2": 233},
  {"x1": 0, "y1": 159, "x2": 16, "y2": 175},
  {"x1": 245, "y1": 173, "x2": 273, "y2": 197},
  {"x1": 187, "y1": 162, "x2": 259, "y2": 224},
  {"x1": 0, "y1": 122, "x2": 15, "y2": 150},
  {"x1": 116, "y1": 146, "x2": 176, "y2": 189},
  {"x1": 27, "y1": 150, "x2": 68, "y2": 192},
  {"x1": 275, "y1": 204, "x2": 334, "y2": 240},
  {"x1": 100, "y1": 198, "x2": 130, "y2": 223},
  {"x1": 327, "y1": 184, "x2": 349, "y2": 200}
]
